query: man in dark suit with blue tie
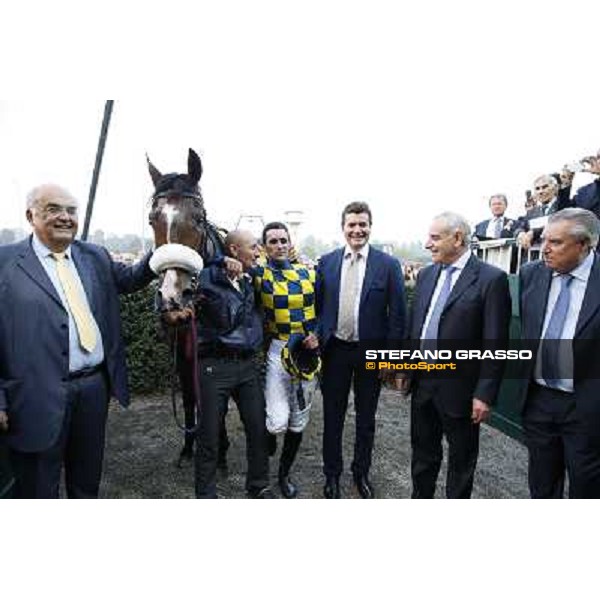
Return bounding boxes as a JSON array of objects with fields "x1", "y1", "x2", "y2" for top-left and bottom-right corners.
[
  {"x1": 405, "y1": 212, "x2": 511, "y2": 498},
  {"x1": 519, "y1": 208, "x2": 600, "y2": 498},
  {"x1": 316, "y1": 201, "x2": 406, "y2": 499},
  {"x1": 0, "y1": 183, "x2": 155, "y2": 498}
]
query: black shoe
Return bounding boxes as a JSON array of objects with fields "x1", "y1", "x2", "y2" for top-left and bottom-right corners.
[
  {"x1": 323, "y1": 477, "x2": 341, "y2": 499},
  {"x1": 278, "y1": 468, "x2": 299, "y2": 499},
  {"x1": 248, "y1": 487, "x2": 276, "y2": 499},
  {"x1": 354, "y1": 474, "x2": 374, "y2": 499}
]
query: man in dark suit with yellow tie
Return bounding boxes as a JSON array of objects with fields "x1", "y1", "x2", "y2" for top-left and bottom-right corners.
[
  {"x1": 0, "y1": 183, "x2": 155, "y2": 498},
  {"x1": 519, "y1": 208, "x2": 600, "y2": 498}
]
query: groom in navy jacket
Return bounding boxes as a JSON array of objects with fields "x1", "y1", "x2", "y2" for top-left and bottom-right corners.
[
  {"x1": 316, "y1": 201, "x2": 406, "y2": 498},
  {"x1": 0, "y1": 183, "x2": 155, "y2": 498}
]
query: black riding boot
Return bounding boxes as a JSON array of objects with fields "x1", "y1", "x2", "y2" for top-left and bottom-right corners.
[
  {"x1": 278, "y1": 431, "x2": 302, "y2": 499},
  {"x1": 266, "y1": 432, "x2": 278, "y2": 457}
]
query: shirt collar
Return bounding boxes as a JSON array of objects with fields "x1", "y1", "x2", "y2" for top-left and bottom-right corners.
[
  {"x1": 343, "y1": 243, "x2": 370, "y2": 261},
  {"x1": 267, "y1": 257, "x2": 292, "y2": 270},
  {"x1": 554, "y1": 250, "x2": 594, "y2": 283},
  {"x1": 32, "y1": 233, "x2": 72, "y2": 260},
  {"x1": 446, "y1": 249, "x2": 471, "y2": 271}
]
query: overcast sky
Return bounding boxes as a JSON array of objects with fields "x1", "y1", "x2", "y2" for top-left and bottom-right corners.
[{"x1": 2, "y1": 2, "x2": 598, "y2": 248}]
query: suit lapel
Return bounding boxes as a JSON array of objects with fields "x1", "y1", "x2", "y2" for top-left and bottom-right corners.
[
  {"x1": 575, "y1": 254, "x2": 600, "y2": 337},
  {"x1": 529, "y1": 264, "x2": 552, "y2": 338},
  {"x1": 442, "y1": 254, "x2": 478, "y2": 313},
  {"x1": 331, "y1": 248, "x2": 344, "y2": 305},
  {"x1": 16, "y1": 237, "x2": 64, "y2": 308},
  {"x1": 359, "y1": 249, "x2": 379, "y2": 306}
]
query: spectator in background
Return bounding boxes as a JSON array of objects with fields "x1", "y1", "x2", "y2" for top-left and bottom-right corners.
[
  {"x1": 559, "y1": 149, "x2": 600, "y2": 221},
  {"x1": 473, "y1": 194, "x2": 518, "y2": 241},
  {"x1": 516, "y1": 175, "x2": 569, "y2": 250}
]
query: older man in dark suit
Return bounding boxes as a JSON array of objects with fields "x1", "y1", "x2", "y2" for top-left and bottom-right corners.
[
  {"x1": 516, "y1": 175, "x2": 571, "y2": 251},
  {"x1": 316, "y1": 201, "x2": 406, "y2": 499},
  {"x1": 404, "y1": 212, "x2": 511, "y2": 499},
  {"x1": 519, "y1": 208, "x2": 600, "y2": 498},
  {"x1": 0, "y1": 183, "x2": 155, "y2": 498}
]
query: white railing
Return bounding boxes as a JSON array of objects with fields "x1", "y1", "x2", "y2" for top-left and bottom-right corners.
[{"x1": 471, "y1": 239, "x2": 541, "y2": 274}]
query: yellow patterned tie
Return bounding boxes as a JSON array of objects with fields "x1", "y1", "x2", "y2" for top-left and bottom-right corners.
[{"x1": 52, "y1": 252, "x2": 96, "y2": 352}]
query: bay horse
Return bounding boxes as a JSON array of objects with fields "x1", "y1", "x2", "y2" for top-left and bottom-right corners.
[{"x1": 147, "y1": 148, "x2": 228, "y2": 466}]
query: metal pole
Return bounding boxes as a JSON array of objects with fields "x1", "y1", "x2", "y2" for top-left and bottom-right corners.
[{"x1": 81, "y1": 100, "x2": 114, "y2": 240}]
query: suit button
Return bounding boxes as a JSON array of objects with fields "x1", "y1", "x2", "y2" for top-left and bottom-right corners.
[
  {"x1": 61, "y1": 324, "x2": 68, "y2": 329},
  {"x1": 62, "y1": 351, "x2": 68, "y2": 357}
]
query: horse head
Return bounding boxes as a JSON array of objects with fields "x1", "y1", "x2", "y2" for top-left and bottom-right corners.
[{"x1": 147, "y1": 148, "x2": 207, "y2": 314}]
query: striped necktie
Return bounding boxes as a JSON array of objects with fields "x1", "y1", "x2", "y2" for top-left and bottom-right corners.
[{"x1": 52, "y1": 252, "x2": 97, "y2": 352}]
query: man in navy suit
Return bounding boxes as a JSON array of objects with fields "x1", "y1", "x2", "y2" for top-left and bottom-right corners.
[
  {"x1": 519, "y1": 208, "x2": 600, "y2": 498},
  {"x1": 0, "y1": 183, "x2": 155, "y2": 498},
  {"x1": 473, "y1": 194, "x2": 518, "y2": 241},
  {"x1": 404, "y1": 212, "x2": 511, "y2": 498},
  {"x1": 316, "y1": 201, "x2": 406, "y2": 499}
]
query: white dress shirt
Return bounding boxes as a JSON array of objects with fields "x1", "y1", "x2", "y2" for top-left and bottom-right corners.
[
  {"x1": 534, "y1": 251, "x2": 594, "y2": 392},
  {"x1": 420, "y1": 249, "x2": 471, "y2": 339},
  {"x1": 485, "y1": 217, "x2": 504, "y2": 239}
]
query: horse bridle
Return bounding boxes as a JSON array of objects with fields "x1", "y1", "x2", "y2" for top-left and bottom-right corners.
[{"x1": 150, "y1": 190, "x2": 207, "y2": 435}]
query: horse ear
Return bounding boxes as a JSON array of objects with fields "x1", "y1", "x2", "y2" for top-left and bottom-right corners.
[
  {"x1": 146, "y1": 154, "x2": 163, "y2": 187},
  {"x1": 188, "y1": 148, "x2": 203, "y2": 184}
]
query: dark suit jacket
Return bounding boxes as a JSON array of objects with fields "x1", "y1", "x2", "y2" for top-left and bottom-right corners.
[
  {"x1": 0, "y1": 237, "x2": 155, "y2": 452},
  {"x1": 473, "y1": 216, "x2": 518, "y2": 240},
  {"x1": 408, "y1": 254, "x2": 511, "y2": 416},
  {"x1": 316, "y1": 246, "x2": 406, "y2": 346},
  {"x1": 562, "y1": 180, "x2": 600, "y2": 217},
  {"x1": 514, "y1": 198, "x2": 568, "y2": 243},
  {"x1": 518, "y1": 255, "x2": 600, "y2": 431}
]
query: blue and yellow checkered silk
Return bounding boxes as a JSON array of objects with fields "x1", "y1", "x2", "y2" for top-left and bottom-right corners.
[{"x1": 254, "y1": 259, "x2": 317, "y2": 340}]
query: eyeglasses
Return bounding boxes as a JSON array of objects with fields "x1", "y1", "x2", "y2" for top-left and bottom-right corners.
[
  {"x1": 40, "y1": 204, "x2": 78, "y2": 217},
  {"x1": 534, "y1": 184, "x2": 550, "y2": 191},
  {"x1": 266, "y1": 238, "x2": 289, "y2": 245}
]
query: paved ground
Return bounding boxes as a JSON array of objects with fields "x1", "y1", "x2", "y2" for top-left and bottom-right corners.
[{"x1": 101, "y1": 387, "x2": 529, "y2": 499}]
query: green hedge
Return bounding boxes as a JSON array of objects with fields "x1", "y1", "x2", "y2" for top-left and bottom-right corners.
[{"x1": 120, "y1": 284, "x2": 171, "y2": 393}]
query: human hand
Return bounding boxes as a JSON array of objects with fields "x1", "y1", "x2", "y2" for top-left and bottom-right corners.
[
  {"x1": 471, "y1": 398, "x2": 490, "y2": 424},
  {"x1": 161, "y1": 306, "x2": 195, "y2": 327},
  {"x1": 517, "y1": 231, "x2": 532, "y2": 250},
  {"x1": 0, "y1": 410, "x2": 8, "y2": 433},
  {"x1": 288, "y1": 245, "x2": 299, "y2": 263},
  {"x1": 303, "y1": 333, "x2": 319, "y2": 350},
  {"x1": 223, "y1": 257, "x2": 243, "y2": 278},
  {"x1": 583, "y1": 156, "x2": 600, "y2": 176}
]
